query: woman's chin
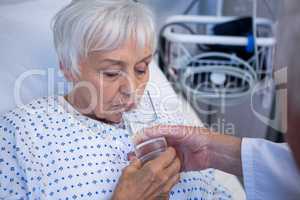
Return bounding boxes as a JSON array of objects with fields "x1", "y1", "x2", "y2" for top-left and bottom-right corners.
[{"x1": 106, "y1": 112, "x2": 123, "y2": 124}]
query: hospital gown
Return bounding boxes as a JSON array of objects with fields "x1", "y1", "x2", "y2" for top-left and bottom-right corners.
[{"x1": 0, "y1": 96, "x2": 232, "y2": 200}]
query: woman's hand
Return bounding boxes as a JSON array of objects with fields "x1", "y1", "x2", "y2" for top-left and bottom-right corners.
[
  {"x1": 135, "y1": 125, "x2": 243, "y2": 177},
  {"x1": 112, "y1": 147, "x2": 181, "y2": 200}
]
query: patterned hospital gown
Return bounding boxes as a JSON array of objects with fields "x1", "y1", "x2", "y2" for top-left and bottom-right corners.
[{"x1": 0, "y1": 96, "x2": 232, "y2": 200}]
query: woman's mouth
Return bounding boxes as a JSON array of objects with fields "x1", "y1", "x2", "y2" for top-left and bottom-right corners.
[{"x1": 111, "y1": 102, "x2": 136, "y2": 112}]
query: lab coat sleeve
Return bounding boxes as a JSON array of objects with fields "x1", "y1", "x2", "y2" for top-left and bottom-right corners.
[{"x1": 242, "y1": 138, "x2": 300, "y2": 200}]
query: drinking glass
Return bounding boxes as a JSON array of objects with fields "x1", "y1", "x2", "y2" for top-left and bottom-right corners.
[{"x1": 123, "y1": 91, "x2": 167, "y2": 164}]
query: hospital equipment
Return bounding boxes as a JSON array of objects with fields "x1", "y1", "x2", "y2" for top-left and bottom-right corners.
[{"x1": 158, "y1": 0, "x2": 276, "y2": 106}]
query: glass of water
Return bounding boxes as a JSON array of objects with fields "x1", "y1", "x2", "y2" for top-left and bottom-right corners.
[{"x1": 123, "y1": 91, "x2": 167, "y2": 164}]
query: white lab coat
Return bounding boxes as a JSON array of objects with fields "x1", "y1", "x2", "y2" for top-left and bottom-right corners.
[{"x1": 242, "y1": 138, "x2": 300, "y2": 200}]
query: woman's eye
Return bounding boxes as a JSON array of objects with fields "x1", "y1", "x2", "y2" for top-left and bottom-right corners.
[
  {"x1": 135, "y1": 63, "x2": 148, "y2": 75},
  {"x1": 105, "y1": 72, "x2": 119, "y2": 77},
  {"x1": 101, "y1": 71, "x2": 121, "y2": 78},
  {"x1": 135, "y1": 69, "x2": 146, "y2": 75}
]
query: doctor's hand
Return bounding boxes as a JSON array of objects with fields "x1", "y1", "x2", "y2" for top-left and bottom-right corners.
[
  {"x1": 112, "y1": 147, "x2": 180, "y2": 200},
  {"x1": 135, "y1": 125, "x2": 243, "y2": 177}
]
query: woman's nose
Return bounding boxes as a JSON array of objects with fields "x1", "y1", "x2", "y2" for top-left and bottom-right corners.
[{"x1": 120, "y1": 72, "x2": 137, "y2": 97}]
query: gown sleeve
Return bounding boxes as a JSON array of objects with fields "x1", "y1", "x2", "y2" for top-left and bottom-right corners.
[{"x1": 0, "y1": 117, "x2": 28, "y2": 200}]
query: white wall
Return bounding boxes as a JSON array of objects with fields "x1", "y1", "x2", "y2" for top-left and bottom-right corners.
[{"x1": 0, "y1": 0, "x2": 71, "y2": 113}]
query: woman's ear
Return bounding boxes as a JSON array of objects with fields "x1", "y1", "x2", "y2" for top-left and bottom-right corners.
[{"x1": 59, "y1": 62, "x2": 79, "y2": 82}]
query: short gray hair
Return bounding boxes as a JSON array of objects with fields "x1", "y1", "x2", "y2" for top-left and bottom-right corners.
[{"x1": 53, "y1": 0, "x2": 156, "y2": 74}]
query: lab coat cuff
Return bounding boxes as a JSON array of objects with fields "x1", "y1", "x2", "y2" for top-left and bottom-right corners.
[{"x1": 241, "y1": 138, "x2": 256, "y2": 200}]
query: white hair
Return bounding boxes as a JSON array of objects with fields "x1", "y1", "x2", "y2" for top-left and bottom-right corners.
[{"x1": 52, "y1": 0, "x2": 156, "y2": 74}]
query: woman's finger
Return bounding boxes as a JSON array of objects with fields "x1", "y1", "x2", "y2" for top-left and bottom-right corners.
[
  {"x1": 141, "y1": 156, "x2": 179, "y2": 198},
  {"x1": 149, "y1": 158, "x2": 180, "y2": 195},
  {"x1": 148, "y1": 192, "x2": 170, "y2": 200},
  {"x1": 161, "y1": 173, "x2": 180, "y2": 194},
  {"x1": 127, "y1": 151, "x2": 137, "y2": 161},
  {"x1": 123, "y1": 158, "x2": 142, "y2": 174},
  {"x1": 146, "y1": 174, "x2": 179, "y2": 200},
  {"x1": 147, "y1": 147, "x2": 176, "y2": 171},
  {"x1": 147, "y1": 175, "x2": 180, "y2": 200},
  {"x1": 163, "y1": 157, "x2": 181, "y2": 178}
]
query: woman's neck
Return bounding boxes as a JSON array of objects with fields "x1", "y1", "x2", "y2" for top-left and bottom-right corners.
[{"x1": 64, "y1": 91, "x2": 119, "y2": 125}]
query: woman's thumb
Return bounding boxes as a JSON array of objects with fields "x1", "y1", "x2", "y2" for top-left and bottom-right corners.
[{"x1": 129, "y1": 158, "x2": 142, "y2": 169}]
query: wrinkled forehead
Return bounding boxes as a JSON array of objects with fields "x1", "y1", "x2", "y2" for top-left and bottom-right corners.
[
  {"x1": 87, "y1": 38, "x2": 153, "y2": 65},
  {"x1": 90, "y1": 37, "x2": 153, "y2": 56}
]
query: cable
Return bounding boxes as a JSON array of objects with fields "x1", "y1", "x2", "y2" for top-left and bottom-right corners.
[
  {"x1": 183, "y1": 0, "x2": 199, "y2": 14},
  {"x1": 262, "y1": 0, "x2": 276, "y2": 20}
]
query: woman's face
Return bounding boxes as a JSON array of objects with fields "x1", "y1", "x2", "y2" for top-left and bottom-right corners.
[{"x1": 73, "y1": 39, "x2": 152, "y2": 123}]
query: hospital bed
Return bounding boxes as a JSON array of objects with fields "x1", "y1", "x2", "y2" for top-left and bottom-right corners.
[{"x1": 0, "y1": 1, "x2": 245, "y2": 199}]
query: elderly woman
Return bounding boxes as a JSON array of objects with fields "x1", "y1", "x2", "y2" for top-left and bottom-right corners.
[{"x1": 0, "y1": 0, "x2": 232, "y2": 199}]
